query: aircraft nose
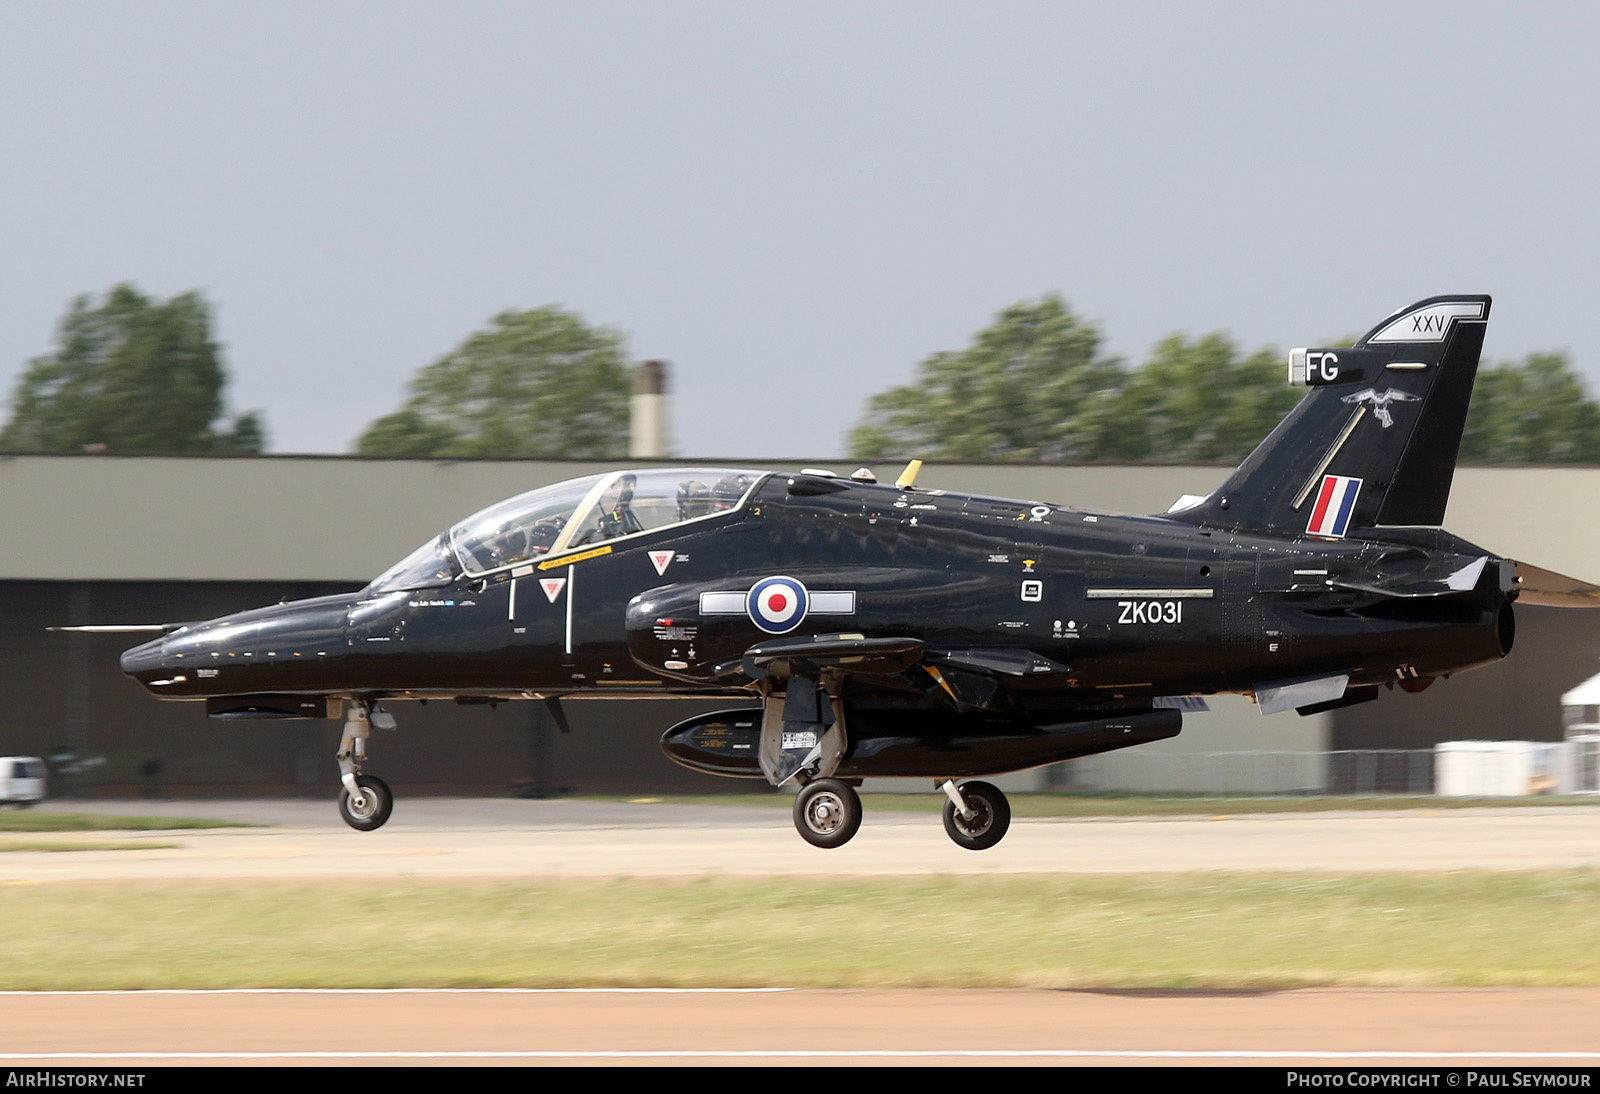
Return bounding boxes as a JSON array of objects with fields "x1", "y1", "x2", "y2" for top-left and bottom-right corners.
[{"x1": 119, "y1": 634, "x2": 169, "y2": 676}]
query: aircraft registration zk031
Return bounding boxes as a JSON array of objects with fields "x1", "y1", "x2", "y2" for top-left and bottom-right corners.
[{"x1": 109, "y1": 295, "x2": 1600, "y2": 849}]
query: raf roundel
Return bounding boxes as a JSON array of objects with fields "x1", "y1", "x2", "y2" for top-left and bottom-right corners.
[{"x1": 747, "y1": 576, "x2": 809, "y2": 634}]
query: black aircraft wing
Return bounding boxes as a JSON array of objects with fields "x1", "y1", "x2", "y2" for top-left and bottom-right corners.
[{"x1": 740, "y1": 634, "x2": 926, "y2": 679}]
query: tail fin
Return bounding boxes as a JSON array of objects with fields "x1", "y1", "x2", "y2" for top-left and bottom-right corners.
[{"x1": 1168, "y1": 295, "x2": 1490, "y2": 536}]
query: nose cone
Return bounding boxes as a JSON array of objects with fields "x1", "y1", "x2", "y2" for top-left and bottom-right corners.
[
  {"x1": 121, "y1": 633, "x2": 163, "y2": 673},
  {"x1": 119, "y1": 593, "x2": 358, "y2": 697},
  {"x1": 120, "y1": 632, "x2": 180, "y2": 688}
]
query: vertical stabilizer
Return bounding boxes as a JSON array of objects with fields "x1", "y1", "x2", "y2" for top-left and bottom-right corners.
[{"x1": 1167, "y1": 295, "x2": 1491, "y2": 536}]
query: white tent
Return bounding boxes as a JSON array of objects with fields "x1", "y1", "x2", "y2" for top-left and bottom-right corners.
[
  {"x1": 1561, "y1": 671, "x2": 1600, "y2": 707},
  {"x1": 1560, "y1": 675, "x2": 1600, "y2": 792}
]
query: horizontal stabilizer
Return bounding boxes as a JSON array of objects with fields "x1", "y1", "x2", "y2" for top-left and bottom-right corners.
[
  {"x1": 1255, "y1": 673, "x2": 1349, "y2": 715},
  {"x1": 1296, "y1": 685, "x2": 1380, "y2": 717},
  {"x1": 1329, "y1": 556, "x2": 1491, "y2": 599},
  {"x1": 1512, "y1": 561, "x2": 1600, "y2": 608}
]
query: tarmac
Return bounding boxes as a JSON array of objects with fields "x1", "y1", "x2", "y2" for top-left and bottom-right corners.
[{"x1": 12, "y1": 795, "x2": 1600, "y2": 879}]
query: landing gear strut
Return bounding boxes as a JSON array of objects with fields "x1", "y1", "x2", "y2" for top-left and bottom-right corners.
[
  {"x1": 939, "y1": 779, "x2": 1011, "y2": 850},
  {"x1": 335, "y1": 699, "x2": 395, "y2": 831}
]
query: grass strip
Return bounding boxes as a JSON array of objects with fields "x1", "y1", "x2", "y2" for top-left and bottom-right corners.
[
  {"x1": 3, "y1": 871, "x2": 1598, "y2": 990},
  {"x1": 0, "y1": 839, "x2": 179, "y2": 853},
  {"x1": 612, "y1": 792, "x2": 1600, "y2": 817},
  {"x1": 0, "y1": 813, "x2": 250, "y2": 833}
]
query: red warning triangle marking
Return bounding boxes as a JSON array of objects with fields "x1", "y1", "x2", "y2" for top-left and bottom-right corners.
[
  {"x1": 540, "y1": 577, "x2": 567, "y2": 603},
  {"x1": 649, "y1": 550, "x2": 674, "y2": 576}
]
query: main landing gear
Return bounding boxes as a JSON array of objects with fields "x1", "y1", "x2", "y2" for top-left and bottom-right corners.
[
  {"x1": 939, "y1": 779, "x2": 1011, "y2": 851},
  {"x1": 793, "y1": 779, "x2": 863, "y2": 849},
  {"x1": 757, "y1": 681, "x2": 1017, "y2": 851},
  {"x1": 336, "y1": 699, "x2": 396, "y2": 831},
  {"x1": 787, "y1": 776, "x2": 1012, "y2": 851}
]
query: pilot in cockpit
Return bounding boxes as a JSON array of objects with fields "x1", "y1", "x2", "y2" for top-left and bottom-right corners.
[
  {"x1": 676, "y1": 480, "x2": 713, "y2": 520},
  {"x1": 594, "y1": 473, "x2": 644, "y2": 540},
  {"x1": 488, "y1": 523, "x2": 529, "y2": 567},
  {"x1": 525, "y1": 516, "x2": 564, "y2": 554}
]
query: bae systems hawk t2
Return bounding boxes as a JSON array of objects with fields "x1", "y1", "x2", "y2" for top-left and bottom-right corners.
[{"x1": 114, "y1": 296, "x2": 1600, "y2": 849}]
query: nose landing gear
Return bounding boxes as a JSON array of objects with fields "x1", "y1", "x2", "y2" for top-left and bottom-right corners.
[{"x1": 336, "y1": 699, "x2": 396, "y2": 831}]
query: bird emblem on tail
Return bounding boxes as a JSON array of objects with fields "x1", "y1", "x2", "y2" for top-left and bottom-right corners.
[{"x1": 1340, "y1": 387, "x2": 1422, "y2": 428}]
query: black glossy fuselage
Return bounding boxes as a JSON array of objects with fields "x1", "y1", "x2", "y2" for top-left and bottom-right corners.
[{"x1": 121, "y1": 472, "x2": 1512, "y2": 707}]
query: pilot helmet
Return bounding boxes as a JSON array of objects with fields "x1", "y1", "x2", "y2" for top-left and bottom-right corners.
[
  {"x1": 677, "y1": 480, "x2": 713, "y2": 519},
  {"x1": 492, "y1": 521, "x2": 527, "y2": 562}
]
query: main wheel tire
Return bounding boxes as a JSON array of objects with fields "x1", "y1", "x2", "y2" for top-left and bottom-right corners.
[
  {"x1": 792, "y1": 778, "x2": 862, "y2": 849},
  {"x1": 339, "y1": 775, "x2": 393, "y2": 831},
  {"x1": 942, "y1": 780, "x2": 1010, "y2": 851}
]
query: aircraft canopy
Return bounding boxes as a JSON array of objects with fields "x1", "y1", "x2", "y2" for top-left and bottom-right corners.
[{"x1": 367, "y1": 468, "x2": 766, "y2": 592}]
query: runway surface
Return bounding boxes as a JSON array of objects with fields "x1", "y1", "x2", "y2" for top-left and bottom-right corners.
[
  {"x1": 13, "y1": 796, "x2": 1600, "y2": 879},
  {"x1": 2, "y1": 987, "x2": 1599, "y2": 1066},
  {"x1": 7, "y1": 797, "x2": 1599, "y2": 1067}
]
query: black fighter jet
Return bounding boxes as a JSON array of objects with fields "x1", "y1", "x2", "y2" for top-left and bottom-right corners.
[{"x1": 116, "y1": 295, "x2": 1600, "y2": 848}]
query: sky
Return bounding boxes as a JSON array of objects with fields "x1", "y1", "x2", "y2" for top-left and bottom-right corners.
[{"x1": 2, "y1": 1, "x2": 1598, "y2": 459}]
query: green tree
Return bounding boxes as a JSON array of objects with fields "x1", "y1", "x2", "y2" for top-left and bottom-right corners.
[
  {"x1": 849, "y1": 298, "x2": 1303, "y2": 464},
  {"x1": 849, "y1": 296, "x2": 1128, "y2": 461},
  {"x1": 1110, "y1": 333, "x2": 1302, "y2": 462},
  {"x1": 356, "y1": 305, "x2": 631, "y2": 458},
  {"x1": 1460, "y1": 353, "x2": 1600, "y2": 463},
  {"x1": 852, "y1": 298, "x2": 1600, "y2": 467},
  {"x1": 1, "y1": 284, "x2": 264, "y2": 453}
]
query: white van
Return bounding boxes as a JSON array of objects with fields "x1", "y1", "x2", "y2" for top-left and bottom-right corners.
[{"x1": 0, "y1": 757, "x2": 47, "y2": 806}]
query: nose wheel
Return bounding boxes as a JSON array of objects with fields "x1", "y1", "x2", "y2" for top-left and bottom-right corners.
[
  {"x1": 940, "y1": 780, "x2": 1010, "y2": 850},
  {"x1": 792, "y1": 778, "x2": 862, "y2": 848},
  {"x1": 339, "y1": 775, "x2": 393, "y2": 831}
]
